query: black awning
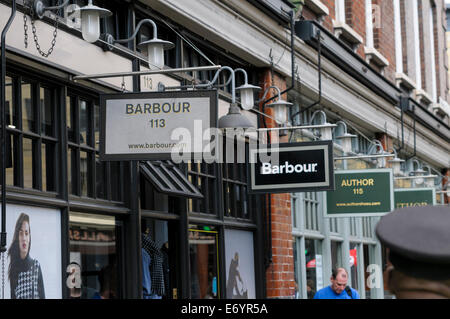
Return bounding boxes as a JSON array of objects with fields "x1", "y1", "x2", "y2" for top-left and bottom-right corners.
[{"x1": 140, "y1": 161, "x2": 204, "y2": 199}]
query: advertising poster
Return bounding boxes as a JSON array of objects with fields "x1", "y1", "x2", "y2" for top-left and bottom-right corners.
[
  {"x1": 0, "y1": 204, "x2": 62, "y2": 299},
  {"x1": 224, "y1": 229, "x2": 256, "y2": 299}
]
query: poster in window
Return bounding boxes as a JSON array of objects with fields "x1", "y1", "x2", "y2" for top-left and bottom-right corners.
[
  {"x1": 0, "y1": 204, "x2": 62, "y2": 299},
  {"x1": 224, "y1": 229, "x2": 255, "y2": 299}
]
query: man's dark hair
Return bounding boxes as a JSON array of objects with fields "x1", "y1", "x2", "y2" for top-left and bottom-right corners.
[
  {"x1": 331, "y1": 267, "x2": 348, "y2": 279},
  {"x1": 441, "y1": 167, "x2": 449, "y2": 175}
]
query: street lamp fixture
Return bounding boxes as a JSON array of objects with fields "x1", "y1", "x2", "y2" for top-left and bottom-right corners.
[
  {"x1": 235, "y1": 68, "x2": 261, "y2": 110},
  {"x1": 335, "y1": 121, "x2": 357, "y2": 153},
  {"x1": 77, "y1": 0, "x2": 112, "y2": 43},
  {"x1": 259, "y1": 86, "x2": 293, "y2": 125},
  {"x1": 101, "y1": 19, "x2": 174, "y2": 70},
  {"x1": 203, "y1": 67, "x2": 254, "y2": 129},
  {"x1": 410, "y1": 159, "x2": 425, "y2": 185},
  {"x1": 422, "y1": 165, "x2": 437, "y2": 188},
  {"x1": 310, "y1": 110, "x2": 333, "y2": 140},
  {"x1": 388, "y1": 151, "x2": 405, "y2": 177}
]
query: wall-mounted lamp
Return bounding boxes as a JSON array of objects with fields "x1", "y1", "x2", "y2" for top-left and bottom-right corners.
[
  {"x1": 310, "y1": 110, "x2": 333, "y2": 140},
  {"x1": 259, "y1": 86, "x2": 293, "y2": 125},
  {"x1": 421, "y1": 165, "x2": 437, "y2": 188},
  {"x1": 335, "y1": 121, "x2": 357, "y2": 153},
  {"x1": 77, "y1": 0, "x2": 112, "y2": 43},
  {"x1": 388, "y1": 149, "x2": 405, "y2": 177},
  {"x1": 204, "y1": 67, "x2": 254, "y2": 129},
  {"x1": 235, "y1": 68, "x2": 261, "y2": 110},
  {"x1": 101, "y1": 18, "x2": 174, "y2": 69},
  {"x1": 410, "y1": 159, "x2": 425, "y2": 185},
  {"x1": 366, "y1": 140, "x2": 390, "y2": 168}
]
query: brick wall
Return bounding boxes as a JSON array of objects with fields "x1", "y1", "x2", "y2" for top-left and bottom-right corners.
[
  {"x1": 373, "y1": 0, "x2": 396, "y2": 83},
  {"x1": 299, "y1": 0, "x2": 448, "y2": 97},
  {"x1": 258, "y1": 69, "x2": 295, "y2": 299},
  {"x1": 320, "y1": 0, "x2": 336, "y2": 32},
  {"x1": 345, "y1": 0, "x2": 366, "y2": 57},
  {"x1": 302, "y1": 6, "x2": 320, "y2": 22}
]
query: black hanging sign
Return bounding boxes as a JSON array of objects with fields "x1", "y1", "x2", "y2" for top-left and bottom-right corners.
[{"x1": 248, "y1": 141, "x2": 335, "y2": 194}]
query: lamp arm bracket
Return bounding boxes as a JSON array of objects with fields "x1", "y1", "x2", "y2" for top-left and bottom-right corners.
[
  {"x1": 114, "y1": 19, "x2": 158, "y2": 44},
  {"x1": 34, "y1": 0, "x2": 69, "y2": 19},
  {"x1": 256, "y1": 85, "x2": 281, "y2": 104},
  {"x1": 234, "y1": 68, "x2": 249, "y2": 85}
]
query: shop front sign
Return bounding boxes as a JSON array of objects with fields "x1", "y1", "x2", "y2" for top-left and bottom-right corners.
[
  {"x1": 394, "y1": 188, "x2": 436, "y2": 209},
  {"x1": 100, "y1": 90, "x2": 218, "y2": 161},
  {"x1": 249, "y1": 141, "x2": 334, "y2": 194},
  {"x1": 325, "y1": 169, "x2": 393, "y2": 217}
]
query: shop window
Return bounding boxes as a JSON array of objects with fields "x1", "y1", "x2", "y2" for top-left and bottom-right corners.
[
  {"x1": 362, "y1": 217, "x2": 373, "y2": 238},
  {"x1": 223, "y1": 163, "x2": 250, "y2": 220},
  {"x1": 350, "y1": 217, "x2": 357, "y2": 237},
  {"x1": 23, "y1": 137, "x2": 34, "y2": 189},
  {"x1": 329, "y1": 217, "x2": 339, "y2": 233},
  {"x1": 291, "y1": 194, "x2": 300, "y2": 229},
  {"x1": 305, "y1": 238, "x2": 323, "y2": 299},
  {"x1": 21, "y1": 81, "x2": 34, "y2": 133},
  {"x1": 303, "y1": 192, "x2": 320, "y2": 231},
  {"x1": 349, "y1": 243, "x2": 358, "y2": 291},
  {"x1": 363, "y1": 244, "x2": 371, "y2": 299},
  {"x1": 293, "y1": 237, "x2": 300, "y2": 298},
  {"x1": 67, "y1": 92, "x2": 123, "y2": 201},
  {"x1": 221, "y1": 141, "x2": 257, "y2": 221},
  {"x1": 41, "y1": 141, "x2": 56, "y2": 192},
  {"x1": 68, "y1": 212, "x2": 121, "y2": 299},
  {"x1": 186, "y1": 162, "x2": 218, "y2": 215},
  {"x1": 4, "y1": 73, "x2": 58, "y2": 192},
  {"x1": 40, "y1": 86, "x2": 55, "y2": 137},
  {"x1": 189, "y1": 226, "x2": 220, "y2": 299},
  {"x1": 331, "y1": 241, "x2": 342, "y2": 270}
]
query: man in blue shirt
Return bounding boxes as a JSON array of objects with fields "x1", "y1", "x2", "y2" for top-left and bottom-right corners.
[{"x1": 314, "y1": 268, "x2": 360, "y2": 299}]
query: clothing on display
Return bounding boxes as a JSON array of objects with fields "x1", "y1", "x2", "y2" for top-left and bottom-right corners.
[{"x1": 142, "y1": 234, "x2": 165, "y2": 297}]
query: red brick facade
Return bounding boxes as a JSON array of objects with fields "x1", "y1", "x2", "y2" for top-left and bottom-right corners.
[
  {"x1": 258, "y1": 69, "x2": 295, "y2": 298},
  {"x1": 345, "y1": 0, "x2": 366, "y2": 57},
  {"x1": 320, "y1": 0, "x2": 336, "y2": 31},
  {"x1": 372, "y1": 0, "x2": 396, "y2": 83},
  {"x1": 299, "y1": 0, "x2": 448, "y2": 104}
]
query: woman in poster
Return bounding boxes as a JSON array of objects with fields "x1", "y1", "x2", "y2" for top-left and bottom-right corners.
[{"x1": 8, "y1": 213, "x2": 45, "y2": 299}]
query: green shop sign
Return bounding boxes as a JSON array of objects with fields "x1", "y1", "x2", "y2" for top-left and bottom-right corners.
[
  {"x1": 394, "y1": 188, "x2": 436, "y2": 209},
  {"x1": 325, "y1": 169, "x2": 394, "y2": 217}
]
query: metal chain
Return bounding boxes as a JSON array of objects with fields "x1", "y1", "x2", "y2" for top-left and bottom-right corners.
[
  {"x1": 23, "y1": 13, "x2": 28, "y2": 48},
  {"x1": 23, "y1": 0, "x2": 60, "y2": 58}
]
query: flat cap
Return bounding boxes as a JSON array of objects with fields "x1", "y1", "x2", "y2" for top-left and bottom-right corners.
[{"x1": 376, "y1": 205, "x2": 450, "y2": 280}]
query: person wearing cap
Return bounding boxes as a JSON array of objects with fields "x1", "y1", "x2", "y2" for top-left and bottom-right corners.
[{"x1": 376, "y1": 205, "x2": 450, "y2": 299}]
